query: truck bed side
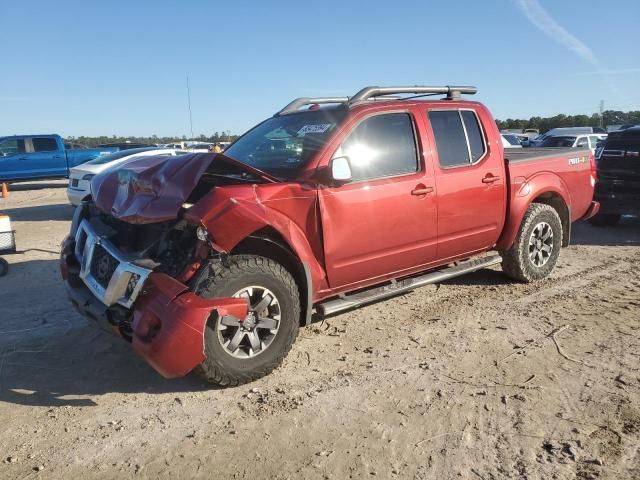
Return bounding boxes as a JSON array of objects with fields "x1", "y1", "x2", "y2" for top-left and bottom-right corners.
[{"x1": 497, "y1": 147, "x2": 595, "y2": 250}]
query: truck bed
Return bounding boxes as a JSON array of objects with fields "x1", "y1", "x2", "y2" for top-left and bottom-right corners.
[{"x1": 505, "y1": 147, "x2": 590, "y2": 163}]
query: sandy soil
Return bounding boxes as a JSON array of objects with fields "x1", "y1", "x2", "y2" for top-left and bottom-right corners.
[{"x1": 0, "y1": 181, "x2": 638, "y2": 480}]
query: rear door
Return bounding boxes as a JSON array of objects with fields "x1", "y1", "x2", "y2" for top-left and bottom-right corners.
[
  {"x1": 425, "y1": 108, "x2": 506, "y2": 260},
  {"x1": 26, "y1": 136, "x2": 67, "y2": 178},
  {"x1": 319, "y1": 110, "x2": 438, "y2": 288}
]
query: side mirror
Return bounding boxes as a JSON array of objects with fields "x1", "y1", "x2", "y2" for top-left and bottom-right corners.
[{"x1": 330, "y1": 156, "x2": 352, "y2": 183}]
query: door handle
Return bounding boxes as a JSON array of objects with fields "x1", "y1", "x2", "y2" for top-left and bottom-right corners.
[
  {"x1": 411, "y1": 185, "x2": 434, "y2": 196},
  {"x1": 482, "y1": 174, "x2": 501, "y2": 184}
]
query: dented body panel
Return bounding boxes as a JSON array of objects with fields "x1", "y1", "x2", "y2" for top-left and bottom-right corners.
[{"x1": 184, "y1": 183, "x2": 328, "y2": 296}]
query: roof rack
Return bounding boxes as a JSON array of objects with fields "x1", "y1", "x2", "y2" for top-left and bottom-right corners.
[
  {"x1": 277, "y1": 97, "x2": 350, "y2": 116},
  {"x1": 349, "y1": 85, "x2": 477, "y2": 104},
  {"x1": 276, "y1": 85, "x2": 477, "y2": 115}
]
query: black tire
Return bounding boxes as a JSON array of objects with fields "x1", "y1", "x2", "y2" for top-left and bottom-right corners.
[
  {"x1": 194, "y1": 255, "x2": 300, "y2": 386},
  {"x1": 588, "y1": 213, "x2": 621, "y2": 227},
  {"x1": 501, "y1": 203, "x2": 563, "y2": 283},
  {"x1": 0, "y1": 258, "x2": 8, "y2": 277}
]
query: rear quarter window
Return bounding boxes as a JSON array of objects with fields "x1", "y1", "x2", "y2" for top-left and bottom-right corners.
[
  {"x1": 32, "y1": 137, "x2": 59, "y2": 152},
  {"x1": 428, "y1": 110, "x2": 486, "y2": 167}
]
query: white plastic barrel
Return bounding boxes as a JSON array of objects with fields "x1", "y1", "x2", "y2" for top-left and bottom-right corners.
[{"x1": 0, "y1": 214, "x2": 13, "y2": 250}]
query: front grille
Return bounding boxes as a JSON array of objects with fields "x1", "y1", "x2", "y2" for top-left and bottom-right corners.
[
  {"x1": 89, "y1": 244, "x2": 119, "y2": 288},
  {"x1": 74, "y1": 219, "x2": 152, "y2": 308}
]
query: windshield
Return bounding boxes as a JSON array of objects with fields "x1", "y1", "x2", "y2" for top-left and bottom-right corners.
[
  {"x1": 223, "y1": 109, "x2": 347, "y2": 180},
  {"x1": 85, "y1": 147, "x2": 160, "y2": 165},
  {"x1": 540, "y1": 136, "x2": 576, "y2": 148}
]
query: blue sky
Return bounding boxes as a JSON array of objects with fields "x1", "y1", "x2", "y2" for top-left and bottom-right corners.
[{"x1": 1, "y1": 0, "x2": 638, "y2": 138}]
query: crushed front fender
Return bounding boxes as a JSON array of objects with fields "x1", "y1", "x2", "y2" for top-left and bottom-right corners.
[{"x1": 131, "y1": 273, "x2": 248, "y2": 379}]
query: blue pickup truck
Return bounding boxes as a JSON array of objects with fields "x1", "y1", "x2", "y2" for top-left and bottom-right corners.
[{"x1": 0, "y1": 134, "x2": 118, "y2": 182}]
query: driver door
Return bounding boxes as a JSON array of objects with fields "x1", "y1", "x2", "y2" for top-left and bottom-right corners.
[
  {"x1": 318, "y1": 111, "x2": 438, "y2": 289},
  {"x1": 0, "y1": 138, "x2": 27, "y2": 180}
]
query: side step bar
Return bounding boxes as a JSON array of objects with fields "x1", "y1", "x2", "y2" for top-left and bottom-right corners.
[{"x1": 316, "y1": 255, "x2": 502, "y2": 317}]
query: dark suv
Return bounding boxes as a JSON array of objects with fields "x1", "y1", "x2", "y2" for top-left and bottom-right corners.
[{"x1": 591, "y1": 126, "x2": 640, "y2": 226}]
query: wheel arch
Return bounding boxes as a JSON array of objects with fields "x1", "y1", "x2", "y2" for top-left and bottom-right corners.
[
  {"x1": 232, "y1": 227, "x2": 314, "y2": 326},
  {"x1": 497, "y1": 174, "x2": 572, "y2": 251},
  {"x1": 530, "y1": 192, "x2": 570, "y2": 247}
]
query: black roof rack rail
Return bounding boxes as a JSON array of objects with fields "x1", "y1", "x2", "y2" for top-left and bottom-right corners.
[
  {"x1": 276, "y1": 97, "x2": 350, "y2": 116},
  {"x1": 349, "y1": 85, "x2": 477, "y2": 104}
]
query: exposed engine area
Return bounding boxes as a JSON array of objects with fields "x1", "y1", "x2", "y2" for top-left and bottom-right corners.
[{"x1": 88, "y1": 213, "x2": 200, "y2": 278}]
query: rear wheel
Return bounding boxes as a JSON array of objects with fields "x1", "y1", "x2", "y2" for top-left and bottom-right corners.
[
  {"x1": 194, "y1": 255, "x2": 300, "y2": 386},
  {"x1": 501, "y1": 203, "x2": 563, "y2": 283},
  {"x1": 589, "y1": 213, "x2": 621, "y2": 227}
]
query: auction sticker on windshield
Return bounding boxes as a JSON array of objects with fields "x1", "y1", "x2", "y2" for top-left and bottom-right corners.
[{"x1": 297, "y1": 124, "x2": 333, "y2": 135}]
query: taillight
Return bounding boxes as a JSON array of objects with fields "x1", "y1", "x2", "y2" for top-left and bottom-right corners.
[{"x1": 589, "y1": 152, "x2": 597, "y2": 186}]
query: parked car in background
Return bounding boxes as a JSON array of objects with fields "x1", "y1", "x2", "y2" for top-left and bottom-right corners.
[
  {"x1": 97, "y1": 142, "x2": 154, "y2": 150},
  {"x1": 591, "y1": 125, "x2": 640, "y2": 226},
  {"x1": 66, "y1": 147, "x2": 187, "y2": 206},
  {"x1": 501, "y1": 133, "x2": 523, "y2": 148},
  {"x1": 538, "y1": 134, "x2": 606, "y2": 154},
  {"x1": 186, "y1": 142, "x2": 214, "y2": 152},
  {"x1": 530, "y1": 127, "x2": 607, "y2": 147},
  {"x1": 61, "y1": 84, "x2": 599, "y2": 385},
  {"x1": 0, "y1": 134, "x2": 117, "y2": 182}
]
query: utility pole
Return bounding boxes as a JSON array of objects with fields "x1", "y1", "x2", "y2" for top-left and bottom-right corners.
[
  {"x1": 599, "y1": 100, "x2": 604, "y2": 128},
  {"x1": 186, "y1": 76, "x2": 194, "y2": 139}
]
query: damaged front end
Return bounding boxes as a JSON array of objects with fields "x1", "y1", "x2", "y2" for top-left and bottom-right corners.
[{"x1": 60, "y1": 152, "x2": 269, "y2": 378}]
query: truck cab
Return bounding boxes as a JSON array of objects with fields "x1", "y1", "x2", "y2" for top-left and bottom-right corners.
[{"x1": 0, "y1": 135, "x2": 67, "y2": 180}]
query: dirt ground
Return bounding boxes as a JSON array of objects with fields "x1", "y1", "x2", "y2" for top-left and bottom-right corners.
[{"x1": 0, "y1": 180, "x2": 638, "y2": 480}]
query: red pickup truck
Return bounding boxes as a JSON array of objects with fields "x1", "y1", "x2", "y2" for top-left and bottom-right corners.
[{"x1": 60, "y1": 85, "x2": 599, "y2": 386}]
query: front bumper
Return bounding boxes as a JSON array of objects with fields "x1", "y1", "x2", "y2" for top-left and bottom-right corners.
[
  {"x1": 61, "y1": 230, "x2": 248, "y2": 379},
  {"x1": 131, "y1": 274, "x2": 247, "y2": 378},
  {"x1": 67, "y1": 186, "x2": 90, "y2": 207}
]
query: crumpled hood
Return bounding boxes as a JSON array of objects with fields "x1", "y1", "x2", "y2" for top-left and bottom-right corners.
[{"x1": 91, "y1": 152, "x2": 276, "y2": 224}]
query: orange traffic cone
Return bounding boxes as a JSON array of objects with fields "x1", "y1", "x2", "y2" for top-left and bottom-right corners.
[{"x1": 0, "y1": 182, "x2": 7, "y2": 198}]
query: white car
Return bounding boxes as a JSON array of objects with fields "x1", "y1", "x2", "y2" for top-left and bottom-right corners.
[
  {"x1": 501, "y1": 134, "x2": 523, "y2": 148},
  {"x1": 538, "y1": 134, "x2": 607, "y2": 155},
  {"x1": 66, "y1": 147, "x2": 186, "y2": 206}
]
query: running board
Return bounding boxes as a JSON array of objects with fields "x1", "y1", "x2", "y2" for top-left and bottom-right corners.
[{"x1": 316, "y1": 255, "x2": 502, "y2": 317}]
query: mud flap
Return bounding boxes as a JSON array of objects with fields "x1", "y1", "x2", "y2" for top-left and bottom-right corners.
[{"x1": 131, "y1": 273, "x2": 248, "y2": 379}]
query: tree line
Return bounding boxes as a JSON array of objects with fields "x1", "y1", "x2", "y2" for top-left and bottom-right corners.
[
  {"x1": 65, "y1": 132, "x2": 240, "y2": 147},
  {"x1": 496, "y1": 110, "x2": 640, "y2": 133}
]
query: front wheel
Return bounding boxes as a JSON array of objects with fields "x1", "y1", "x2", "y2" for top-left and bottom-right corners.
[
  {"x1": 501, "y1": 203, "x2": 563, "y2": 283},
  {"x1": 194, "y1": 255, "x2": 300, "y2": 386}
]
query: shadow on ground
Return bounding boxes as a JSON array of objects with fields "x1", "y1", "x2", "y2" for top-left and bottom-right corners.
[
  {"x1": 0, "y1": 258, "x2": 214, "y2": 409},
  {"x1": 1, "y1": 203, "x2": 74, "y2": 222},
  {"x1": 571, "y1": 216, "x2": 640, "y2": 246},
  {"x1": 4, "y1": 181, "x2": 67, "y2": 192}
]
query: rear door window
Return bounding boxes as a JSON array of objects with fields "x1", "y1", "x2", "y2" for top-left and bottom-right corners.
[
  {"x1": 428, "y1": 110, "x2": 486, "y2": 167},
  {"x1": 32, "y1": 137, "x2": 59, "y2": 152},
  {"x1": 461, "y1": 111, "x2": 486, "y2": 162}
]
